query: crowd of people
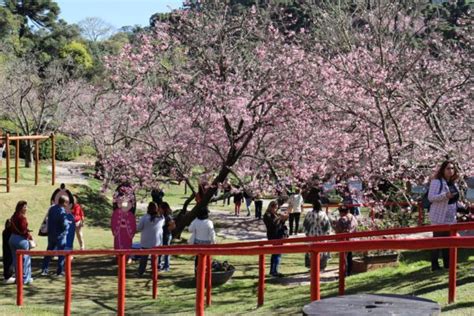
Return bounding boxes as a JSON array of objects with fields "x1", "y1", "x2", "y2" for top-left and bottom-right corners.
[
  {"x1": 262, "y1": 197, "x2": 359, "y2": 277},
  {"x1": 2, "y1": 160, "x2": 472, "y2": 285},
  {"x1": 2, "y1": 183, "x2": 85, "y2": 285}
]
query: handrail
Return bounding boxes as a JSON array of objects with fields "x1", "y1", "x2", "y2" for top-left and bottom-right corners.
[
  {"x1": 17, "y1": 236, "x2": 474, "y2": 256},
  {"x1": 15, "y1": 222, "x2": 474, "y2": 316},
  {"x1": 156, "y1": 222, "x2": 474, "y2": 249}
]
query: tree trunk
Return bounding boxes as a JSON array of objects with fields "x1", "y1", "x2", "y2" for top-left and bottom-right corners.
[
  {"x1": 173, "y1": 163, "x2": 232, "y2": 238},
  {"x1": 24, "y1": 141, "x2": 33, "y2": 168}
]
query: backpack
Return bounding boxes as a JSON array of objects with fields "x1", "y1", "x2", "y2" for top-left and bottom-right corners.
[{"x1": 421, "y1": 179, "x2": 442, "y2": 212}]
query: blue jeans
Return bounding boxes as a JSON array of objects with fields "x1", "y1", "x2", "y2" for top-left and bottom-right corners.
[
  {"x1": 42, "y1": 239, "x2": 66, "y2": 275},
  {"x1": 9, "y1": 234, "x2": 32, "y2": 284},
  {"x1": 159, "y1": 234, "x2": 172, "y2": 270},
  {"x1": 245, "y1": 198, "x2": 252, "y2": 213},
  {"x1": 270, "y1": 254, "x2": 281, "y2": 275}
]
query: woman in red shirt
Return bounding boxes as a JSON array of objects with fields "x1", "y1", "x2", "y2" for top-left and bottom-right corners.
[
  {"x1": 9, "y1": 200, "x2": 34, "y2": 284},
  {"x1": 71, "y1": 195, "x2": 85, "y2": 250}
]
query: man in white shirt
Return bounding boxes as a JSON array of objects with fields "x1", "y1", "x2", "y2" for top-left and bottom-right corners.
[{"x1": 288, "y1": 188, "x2": 304, "y2": 235}]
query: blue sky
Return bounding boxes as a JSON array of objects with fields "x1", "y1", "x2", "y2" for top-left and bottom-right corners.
[{"x1": 56, "y1": 0, "x2": 183, "y2": 28}]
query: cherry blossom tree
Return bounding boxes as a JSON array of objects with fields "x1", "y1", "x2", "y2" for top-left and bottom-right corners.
[
  {"x1": 306, "y1": 0, "x2": 473, "y2": 195},
  {"x1": 68, "y1": 1, "x2": 473, "y2": 234}
]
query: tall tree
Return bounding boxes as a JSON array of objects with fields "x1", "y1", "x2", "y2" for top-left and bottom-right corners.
[
  {"x1": 2, "y1": 0, "x2": 60, "y2": 37},
  {"x1": 71, "y1": 2, "x2": 322, "y2": 235},
  {"x1": 78, "y1": 17, "x2": 115, "y2": 42},
  {"x1": 0, "y1": 57, "x2": 79, "y2": 167}
]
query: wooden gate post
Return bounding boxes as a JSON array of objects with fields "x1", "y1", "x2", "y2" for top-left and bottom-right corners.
[
  {"x1": 15, "y1": 139, "x2": 19, "y2": 183},
  {"x1": 34, "y1": 139, "x2": 39, "y2": 185},
  {"x1": 6, "y1": 133, "x2": 10, "y2": 193}
]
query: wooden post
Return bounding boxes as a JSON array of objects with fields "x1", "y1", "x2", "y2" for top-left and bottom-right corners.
[
  {"x1": 117, "y1": 254, "x2": 126, "y2": 316},
  {"x1": 34, "y1": 139, "x2": 39, "y2": 185},
  {"x1": 448, "y1": 229, "x2": 458, "y2": 304},
  {"x1": 15, "y1": 139, "x2": 19, "y2": 183},
  {"x1": 196, "y1": 254, "x2": 206, "y2": 316},
  {"x1": 310, "y1": 251, "x2": 321, "y2": 301},
  {"x1": 417, "y1": 202, "x2": 423, "y2": 226},
  {"x1": 206, "y1": 255, "x2": 212, "y2": 306},
  {"x1": 338, "y1": 251, "x2": 346, "y2": 296},
  {"x1": 6, "y1": 133, "x2": 10, "y2": 193},
  {"x1": 16, "y1": 253, "x2": 23, "y2": 306},
  {"x1": 64, "y1": 254, "x2": 72, "y2": 316},
  {"x1": 258, "y1": 254, "x2": 265, "y2": 306},
  {"x1": 151, "y1": 254, "x2": 158, "y2": 299},
  {"x1": 51, "y1": 133, "x2": 55, "y2": 186}
]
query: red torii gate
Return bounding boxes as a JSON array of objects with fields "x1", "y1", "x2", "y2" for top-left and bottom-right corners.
[{"x1": 0, "y1": 132, "x2": 56, "y2": 192}]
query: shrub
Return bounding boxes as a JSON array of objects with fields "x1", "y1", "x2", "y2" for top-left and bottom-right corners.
[{"x1": 39, "y1": 134, "x2": 80, "y2": 161}]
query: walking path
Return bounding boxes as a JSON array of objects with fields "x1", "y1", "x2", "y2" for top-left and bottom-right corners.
[{"x1": 47, "y1": 161, "x2": 90, "y2": 185}]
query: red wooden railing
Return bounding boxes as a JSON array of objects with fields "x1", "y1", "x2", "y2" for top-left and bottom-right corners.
[
  {"x1": 316, "y1": 201, "x2": 424, "y2": 225},
  {"x1": 16, "y1": 222, "x2": 474, "y2": 316}
]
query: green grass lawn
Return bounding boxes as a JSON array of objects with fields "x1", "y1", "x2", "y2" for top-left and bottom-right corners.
[{"x1": 1, "y1": 160, "x2": 474, "y2": 315}]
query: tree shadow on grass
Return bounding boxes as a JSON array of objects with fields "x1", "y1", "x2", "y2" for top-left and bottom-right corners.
[
  {"x1": 75, "y1": 185, "x2": 112, "y2": 228},
  {"x1": 442, "y1": 301, "x2": 474, "y2": 313},
  {"x1": 400, "y1": 249, "x2": 474, "y2": 265}
]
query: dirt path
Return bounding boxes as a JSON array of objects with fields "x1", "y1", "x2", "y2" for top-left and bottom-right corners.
[{"x1": 47, "y1": 161, "x2": 90, "y2": 185}]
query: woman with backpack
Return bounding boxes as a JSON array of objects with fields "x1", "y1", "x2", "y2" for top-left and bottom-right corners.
[{"x1": 428, "y1": 160, "x2": 464, "y2": 271}]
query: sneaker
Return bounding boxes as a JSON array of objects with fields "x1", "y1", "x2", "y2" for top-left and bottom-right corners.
[
  {"x1": 24, "y1": 278, "x2": 33, "y2": 285},
  {"x1": 41, "y1": 270, "x2": 49, "y2": 276},
  {"x1": 4, "y1": 277, "x2": 16, "y2": 284},
  {"x1": 54, "y1": 272, "x2": 65, "y2": 278}
]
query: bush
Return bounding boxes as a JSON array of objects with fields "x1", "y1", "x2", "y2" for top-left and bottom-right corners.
[
  {"x1": 39, "y1": 134, "x2": 80, "y2": 161},
  {"x1": 79, "y1": 144, "x2": 96, "y2": 156}
]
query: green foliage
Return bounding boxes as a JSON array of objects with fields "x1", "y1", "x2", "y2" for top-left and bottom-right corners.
[
  {"x1": 39, "y1": 134, "x2": 80, "y2": 161},
  {"x1": 0, "y1": 6, "x2": 20, "y2": 38},
  {"x1": 60, "y1": 40, "x2": 93, "y2": 69},
  {"x1": 0, "y1": 118, "x2": 20, "y2": 134},
  {"x1": 3, "y1": 0, "x2": 60, "y2": 38},
  {"x1": 79, "y1": 144, "x2": 96, "y2": 156},
  {"x1": 424, "y1": 0, "x2": 473, "y2": 41}
]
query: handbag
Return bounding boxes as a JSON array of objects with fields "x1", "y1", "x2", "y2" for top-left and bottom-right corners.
[
  {"x1": 38, "y1": 211, "x2": 49, "y2": 237},
  {"x1": 28, "y1": 239, "x2": 37, "y2": 249}
]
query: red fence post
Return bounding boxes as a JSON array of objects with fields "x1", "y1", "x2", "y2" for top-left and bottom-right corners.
[
  {"x1": 64, "y1": 254, "x2": 72, "y2": 316},
  {"x1": 117, "y1": 254, "x2": 126, "y2": 316},
  {"x1": 417, "y1": 202, "x2": 423, "y2": 226},
  {"x1": 258, "y1": 254, "x2": 265, "y2": 306},
  {"x1": 338, "y1": 251, "x2": 346, "y2": 296},
  {"x1": 448, "y1": 229, "x2": 458, "y2": 304},
  {"x1": 257, "y1": 255, "x2": 265, "y2": 306},
  {"x1": 16, "y1": 253, "x2": 23, "y2": 306},
  {"x1": 151, "y1": 254, "x2": 158, "y2": 299},
  {"x1": 310, "y1": 251, "x2": 321, "y2": 301},
  {"x1": 196, "y1": 254, "x2": 206, "y2": 316},
  {"x1": 206, "y1": 255, "x2": 212, "y2": 306}
]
